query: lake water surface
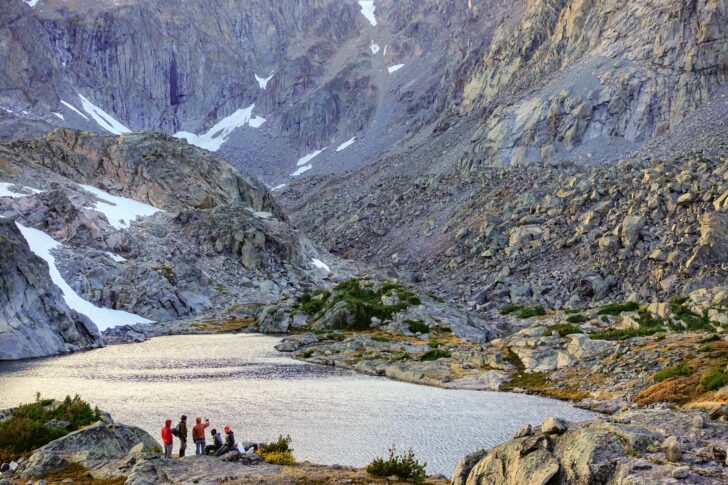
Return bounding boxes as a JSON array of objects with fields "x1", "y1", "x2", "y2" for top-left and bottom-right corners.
[{"x1": 0, "y1": 334, "x2": 595, "y2": 474}]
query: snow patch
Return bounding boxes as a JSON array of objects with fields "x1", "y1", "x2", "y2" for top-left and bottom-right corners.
[
  {"x1": 290, "y1": 165, "x2": 312, "y2": 177},
  {"x1": 370, "y1": 42, "x2": 380, "y2": 55},
  {"x1": 105, "y1": 252, "x2": 127, "y2": 263},
  {"x1": 174, "y1": 104, "x2": 265, "y2": 152},
  {"x1": 52, "y1": 112, "x2": 65, "y2": 120},
  {"x1": 336, "y1": 137, "x2": 356, "y2": 152},
  {"x1": 359, "y1": 1, "x2": 377, "y2": 26},
  {"x1": 0, "y1": 105, "x2": 14, "y2": 114},
  {"x1": 24, "y1": 0, "x2": 39, "y2": 7},
  {"x1": 388, "y1": 64, "x2": 405, "y2": 74},
  {"x1": 78, "y1": 94, "x2": 131, "y2": 135},
  {"x1": 61, "y1": 100, "x2": 89, "y2": 120},
  {"x1": 80, "y1": 184, "x2": 161, "y2": 230},
  {"x1": 311, "y1": 258, "x2": 331, "y2": 272},
  {"x1": 383, "y1": 44, "x2": 388, "y2": 56},
  {"x1": 271, "y1": 184, "x2": 287, "y2": 192},
  {"x1": 255, "y1": 73, "x2": 274, "y2": 90},
  {"x1": 0, "y1": 183, "x2": 42, "y2": 198},
  {"x1": 15, "y1": 223, "x2": 153, "y2": 331},
  {"x1": 296, "y1": 148, "x2": 326, "y2": 167},
  {"x1": 245, "y1": 207, "x2": 273, "y2": 219}
]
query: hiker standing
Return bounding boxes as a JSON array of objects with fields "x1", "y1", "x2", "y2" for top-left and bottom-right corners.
[
  {"x1": 177, "y1": 415, "x2": 188, "y2": 457},
  {"x1": 161, "y1": 419, "x2": 174, "y2": 458},
  {"x1": 214, "y1": 425, "x2": 236, "y2": 457},
  {"x1": 192, "y1": 417, "x2": 210, "y2": 455},
  {"x1": 205, "y1": 428, "x2": 223, "y2": 455}
]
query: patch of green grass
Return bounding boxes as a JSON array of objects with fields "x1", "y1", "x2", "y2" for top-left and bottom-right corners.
[
  {"x1": 566, "y1": 314, "x2": 588, "y2": 324},
  {"x1": 0, "y1": 395, "x2": 100, "y2": 460},
  {"x1": 543, "y1": 324, "x2": 583, "y2": 337},
  {"x1": 590, "y1": 326, "x2": 661, "y2": 341},
  {"x1": 699, "y1": 334, "x2": 721, "y2": 344},
  {"x1": 419, "y1": 349, "x2": 451, "y2": 361},
  {"x1": 515, "y1": 306, "x2": 546, "y2": 318},
  {"x1": 388, "y1": 352, "x2": 412, "y2": 362},
  {"x1": 700, "y1": 368, "x2": 728, "y2": 391},
  {"x1": 499, "y1": 304, "x2": 523, "y2": 315},
  {"x1": 564, "y1": 307, "x2": 588, "y2": 314},
  {"x1": 653, "y1": 363, "x2": 692, "y2": 382},
  {"x1": 597, "y1": 302, "x2": 639, "y2": 316},
  {"x1": 371, "y1": 336, "x2": 392, "y2": 343},
  {"x1": 406, "y1": 319, "x2": 429, "y2": 334},
  {"x1": 670, "y1": 302, "x2": 714, "y2": 332},
  {"x1": 296, "y1": 290, "x2": 331, "y2": 316},
  {"x1": 437, "y1": 326, "x2": 452, "y2": 333},
  {"x1": 301, "y1": 349, "x2": 314, "y2": 358},
  {"x1": 428, "y1": 293, "x2": 445, "y2": 303},
  {"x1": 367, "y1": 446, "x2": 427, "y2": 484}
]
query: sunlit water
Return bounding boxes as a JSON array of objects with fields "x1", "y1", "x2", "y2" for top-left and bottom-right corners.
[{"x1": 0, "y1": 334, "x2": 595, "y2": 474}]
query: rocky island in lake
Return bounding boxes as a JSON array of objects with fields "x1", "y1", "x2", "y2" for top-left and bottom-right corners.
[{"x1": 1, "y1": 0, "x2": 727, "y2": 483}]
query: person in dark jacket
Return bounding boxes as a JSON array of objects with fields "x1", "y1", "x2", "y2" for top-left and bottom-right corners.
[
  {"x1": 161, "y1": 419, "x2": 174, "y2": 458},
  {"x1": 205, "y1": 428, "x2": 223, "y2": 455},
  {"x1": 192, "y1": 417, "x2": 210, "y2": 455},
  {"x1": 214, "y1": 425, "x2": 235, "y2": 457},
  {"x1": 177, "y1": 415, "x2": 188, "y2": 457}
]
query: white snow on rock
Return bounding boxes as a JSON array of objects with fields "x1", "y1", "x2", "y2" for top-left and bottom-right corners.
[
  {"x1": 383, "y1": 44, "x2": 388, "y2": 56},
  {"x1": 271, "y1": 184, "x2": 287, "y2": 192},
  {"x1": 290, "y1": 165, "x2": 312, "y2": 177},
  {"x1": 296, "y1": 148, "x2": 326, "y2": 167},
  {"x1": 0, "y1": 105, "x2": 14, "y2": 114},
  {"x1": 61, "y1": 100, "x2": 89, "y2": 120},
  {"x1": 78, "y1": 94, "x2": 131, "y2": 135},
  {"x1": 80, "y1": 184, "x2": 161, "y2": 230},
  {"x1": 336, "y1": 137, "x2": 356, "y2": 152},
  {"x1": 311, "y1": 258, "x2": 331, "y2": 272},
  {"x1": 359, "y1": 0, "x2": 377, "y2": 26},
  {"x1": 52, "y1": 112, "x2": 65, "y2": 120},
  {"x1": 24, "y1": 0, "x2": 39, "y2": 7},
  {"x1": 0, "y1": 182, "x2": 42, "y2": 198},
  {"x1": 370, "y1": 42, "x2": 380, "y2": 55},
  {"x1": 174, "y1": 104, "x2": 265, "y2": 152},
  {"x1": 388, "y1": 64, "x2": 405, "y2": 74},
  {"x1": 105, "y1": 252, "x2": 127, "y2": 263},
  {"x1": 15, "y1": 222, "x2": 153, "y2": 331},
  {"x1": 255, "y1": 73, "x2": 274, "y2": 90},
  {"x1": 245, "y1": 207, "x2": 273, "y2": 219}
]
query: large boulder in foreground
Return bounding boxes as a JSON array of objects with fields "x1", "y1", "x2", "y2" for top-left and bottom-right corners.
[
  {"x1": 0, "y1": 218, "x2": 102, "y2": 360},
  {"x1": 21, "y1": 421, "x2": 158, "y2": 478}
]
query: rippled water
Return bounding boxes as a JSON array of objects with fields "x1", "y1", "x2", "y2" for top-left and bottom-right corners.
[{"x1": 0, "y1": 334, "x2": 595, "y2": 474}]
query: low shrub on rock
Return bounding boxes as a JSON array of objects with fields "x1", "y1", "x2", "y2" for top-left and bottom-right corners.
[
  {"x1": 701, "y1": 368, "x2": 728, "y2": 391},
  {"x1": 367, "y1": 446, "x2": 426, "y2": 484},
  {"x1": 0, "y1": 395, "x2": 100, "y2": 460},
  {"x1": 257, "y1": 435, "x2": 296, "y2": 465}
]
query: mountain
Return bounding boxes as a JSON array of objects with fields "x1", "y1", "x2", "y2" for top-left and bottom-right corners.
[{"x1": 0, "y1": 128, "x2": 337, "y2": 358}]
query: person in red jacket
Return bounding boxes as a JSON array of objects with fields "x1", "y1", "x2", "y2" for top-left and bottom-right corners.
[
  {"x1": 192, "y1": 417, "x2": 210, "y2": 455},
  {"x1": 161, "y1": 419, "x2": 174, "y2": 458}
]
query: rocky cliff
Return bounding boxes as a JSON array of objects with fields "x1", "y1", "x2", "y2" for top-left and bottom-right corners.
[
  {"x1": 0, "y1": 218, "x2": 103, "y2": 360},
  {"x1": 0, "y1": 129, "x2": 338, "y2": 351}
]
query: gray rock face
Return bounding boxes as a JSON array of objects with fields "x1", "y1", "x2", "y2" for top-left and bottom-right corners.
[{"x1": 0, "y1": 218, "x2": 103, "y2": 360}]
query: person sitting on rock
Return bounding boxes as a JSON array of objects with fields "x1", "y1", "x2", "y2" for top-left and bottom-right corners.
[
  {"x1": 177, "y1": 415, "x2": 189, "y2": 457},
  {"x1": 214, "y1": 425, "x2": 236, "y2": 457},
  {"x1": 161, "y1": 419, "x2": 174, "y2": 458},
  {"x1": 192, "y1": 417, "x2": 210, "y2": 455},
  {"x1": 205, "y1": 428, "x2": 223, "y2": 455}
]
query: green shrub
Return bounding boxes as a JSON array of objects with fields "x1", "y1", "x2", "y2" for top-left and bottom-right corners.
[
  {"x1": 566, "y1": 314, "x2": 588, "y2": 324},
  {"x1": 653, "y1": 363, "x2": 692, "y2": 382},
  {"x1": 590, "y1": 327, "x2": 661, "y2": 341},
  {"x1": 406, "y1": 320, "x2": 430, "y2": 334},
  {"x1": 420, "y1": 349, "x2": 451, "y2": 361},
  {"x1": 670, "y1": 303, "x2": 714, "y2": 332},
  {"x1": 543, "y1": 324, "x2": 583, "y2": 337},
  {"x1": 301, "y1": 349, "x2": 314, "y2": 358},
  {"x1": 515, "y1": 306, "x2": 546, "y2": 319},
  {"x1": 499, "y1": 304, "x2": 523, "y2": 315},
  {"x1": 371, "y1": 336, "x2": 392, "y2": 343},
  {"x1": 698, "y1": 334, "x2": 721, "y2": 344},
  {"x1": 700, "y1": 369, "x2": 728, "y2": 391},
  {"x1": 0, "y1": 395, "x2": 100, "y2": 459},
  {"x1": 367, "y1": 446, "x2": 427, "y2": 484},
  {"x1": 597, "y1": 302, "x2": 639, "y2": 316},
  {"x1": 437, "y1": 326, "x2": 452, "y2": 333},
  {"x1": 296, "y1": 291, "x2": 330, "y2": 316},
  {"x1": 258, "y1": 435, "x2": 296, "y2": 465}
]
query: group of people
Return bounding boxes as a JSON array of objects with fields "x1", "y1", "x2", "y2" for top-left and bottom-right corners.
[{"x1": 161, "y1": 416, "x2": 236, "y2": 459}]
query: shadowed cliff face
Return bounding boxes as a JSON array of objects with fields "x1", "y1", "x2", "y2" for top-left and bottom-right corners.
[{"x1": 0, "y1": 0, "x2": 511, "y2": 185}]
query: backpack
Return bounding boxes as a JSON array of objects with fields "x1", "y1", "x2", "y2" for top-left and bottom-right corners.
[{"x1": 172, "y1": 425, "x2": 180, "y2": 437}]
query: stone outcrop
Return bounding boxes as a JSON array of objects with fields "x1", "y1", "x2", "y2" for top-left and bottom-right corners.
[
  {"x1": 455, "y1": 409, "x2": 728, "y2": 484},
  {"x1": 0, "y1": 218, "x2": 102, "y2": 360}
]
